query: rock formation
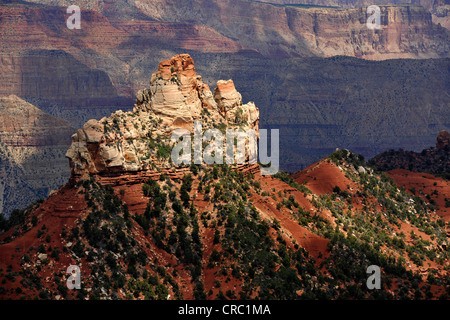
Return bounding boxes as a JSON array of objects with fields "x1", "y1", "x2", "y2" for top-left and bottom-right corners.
[
  {"x1": 66, "y1": 54, "x2": 259, "y2": 177},
  {"x1": 436, "y1": 130, "x2": 450, "y2": 150},
  {"x1": 214, "y1": 80, "x2": 243, "y2": 117},
  {"x1": 0, "y1": 49, "x2": 132, "y2": 129}
]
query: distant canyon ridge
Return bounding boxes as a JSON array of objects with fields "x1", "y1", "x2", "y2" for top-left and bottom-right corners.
[{"x1": 254, "y1": 0, "x2": 450, "y2": 29}]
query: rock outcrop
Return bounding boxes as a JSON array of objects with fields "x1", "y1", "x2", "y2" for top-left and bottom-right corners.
[
  {"x1": 214, "y1": 80, "x2": 243, "y2": 117},
  {"x1": 436, "y1": 130, "x2": 450, "y2": 150},
  {"x1": 66, "y1": 54, "x2": 259, "y2": 177}
]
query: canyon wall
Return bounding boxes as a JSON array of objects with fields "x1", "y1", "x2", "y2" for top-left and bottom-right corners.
[
  {"x1": 133, "y1": 0, "x2": 449, "y2": 59},
  {"x1": 0, "y1": 95, "x2": 74, "y2": 217},
  {"x1": 12, "y1": 0, "x2": 450, "y2": 60},
  {"x1": 253, "y1": 0, "x2": 450, "y2": 29}
]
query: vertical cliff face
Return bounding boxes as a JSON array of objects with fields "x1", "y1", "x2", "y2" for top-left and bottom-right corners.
[
  {"x1": 66, "y1": 54, "x2": 259, "y2": 177},
  {"x1": 284, "y1": 5, "x2": 448, "y2": 59},
  {"x1": 0, "y1": 3, "x2": 250, "y2": 126},
  {"x1": 0, "y1": 95, "x2": 75, "y2": 217},
  {"x1": 253, "y1": 0, "x2": 446, "y2": 11},
  {"x1": 193, "y1": 54, "x2": 449, "y2": 172},
  {"x1": 254, "y1": 0, "x2": 450, "y2": 31},
  {"x1": 133, "y1": 0, "x2": 449, "y2": 59}
]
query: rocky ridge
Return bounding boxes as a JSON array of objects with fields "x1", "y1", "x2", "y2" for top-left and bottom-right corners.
[
  {"x1": 370, "y1": 130, "x2": 450, "y2": 179},
  {"x1": 0, "y1": 95, "x2": 74, "y2": 217},
  {"x1": 5, "y1": 1, "x2": 448, "y2": 62},
  {"x1": 0, "y1": 95, "x2": 74, "y2": 147},
  {"x1": 1, "y1": 147, "x2": 448, "y2": 300}
]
